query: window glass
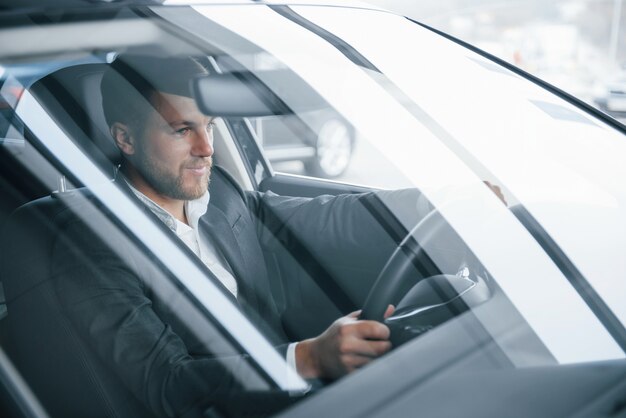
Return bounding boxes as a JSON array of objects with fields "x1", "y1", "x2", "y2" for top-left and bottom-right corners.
[
  {"x1": 0, "y1": 97, "x2": 307, "y2": 417},
  {"x1": 0, "y1": 12, "x2": 306, "y2": 418},
  {"x1": 293, "y1": 5, "x2": 626, "y2": 329},
  {"x1": 0, "y1": 4, "x2": 624, "y2": 417},
  {"x1": 246, "y1": 111, "x2": 415, "y2": 187},
  {"x1": 198, "y1": 4, "x2": 625, "y2": 364}
]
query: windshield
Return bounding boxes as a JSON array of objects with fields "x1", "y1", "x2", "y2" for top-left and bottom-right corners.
[
  {"x1": 183, "y1": 4, "x2": 626, "y2": 362},
  {"x1": 0, "y1": 3, "x2": 624, "y2": 418}
]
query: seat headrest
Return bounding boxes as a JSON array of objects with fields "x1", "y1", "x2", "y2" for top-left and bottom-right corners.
[{"x1": 29, "y1": 63, "x2": 121, "y2": 174}]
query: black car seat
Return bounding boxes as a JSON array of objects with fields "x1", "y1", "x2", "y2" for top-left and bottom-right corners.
[
  {"x1": 0, "y1": 64, "x2": 156, "y2": 417},
  {"x1": 26, "y1": 63, "x2": 121, "y2": 173}
]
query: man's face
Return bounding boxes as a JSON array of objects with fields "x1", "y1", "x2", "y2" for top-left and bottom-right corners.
[{"x1": 131, "y1": 92, "x2": 215, "y2": 201}]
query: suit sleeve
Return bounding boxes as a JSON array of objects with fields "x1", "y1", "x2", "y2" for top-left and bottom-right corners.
[
  {"x1": 52, "y1": 217, "x2": 257, "y2": 418},
  {"x1": 246, "y1": 188, "x2": 433, "y2": 275}
]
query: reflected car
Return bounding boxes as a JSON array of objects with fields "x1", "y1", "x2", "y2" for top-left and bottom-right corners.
[
  {"x1": 0, "y1": 2, "x2": 625, "y2": 418},
  {"x1": 253, "y1": 112, "x2": 355, "y2": 178},
  {"x1": 594, "y1": 73, "x2": 626, "y2": 116}
]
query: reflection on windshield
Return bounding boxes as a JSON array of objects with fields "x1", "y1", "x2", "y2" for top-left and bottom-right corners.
[
  {"x1": 1, "y1": 4, "x2": 625, "y2": 418},
  {"x1": 196, "y1": 4, "x2": 625, "y2": 363}
]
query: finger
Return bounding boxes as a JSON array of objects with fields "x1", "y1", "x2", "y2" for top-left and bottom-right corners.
[
  {"x1": 383, "y1": 304, "x2": 395, "y2": 319},
  {"x1": 348, "y1": 310, "x2": 362, "y2": 319},
  {"x1": 339, "y1": 338, "x2": 392, "y2": 358},
  {"x1": 361, "y1": 340, "x2": 392, "y2": 357},
  {"x1": 341, "y1": 353, "x2": 375, "y2": 371},
  {"x1": 483, "y1": 180, "x2": 507, "y2": 205},
  {"x1": 353, "y1": 320, "x2": 391, "y2": 340}
]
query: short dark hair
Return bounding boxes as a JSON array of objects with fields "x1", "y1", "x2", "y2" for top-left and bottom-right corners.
[{"x1": 100, "y1": 54, "x2": 209, "y2": 131}]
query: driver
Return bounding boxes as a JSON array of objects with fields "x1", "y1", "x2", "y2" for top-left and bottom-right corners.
[{"x1": 55, "y1": 54, "x2": 419, "y2": 417}]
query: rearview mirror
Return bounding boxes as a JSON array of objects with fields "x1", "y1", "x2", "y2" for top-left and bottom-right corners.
[{"x1": 192, "y1": 70, "x2": 326, "y2": 117}]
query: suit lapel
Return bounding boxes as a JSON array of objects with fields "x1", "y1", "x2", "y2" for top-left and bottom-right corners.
[
  {"x1": 117, "y1": 176, "x2": 273, "y2": 333},
  {"x1": 199, "y1": 204, "x2": 259, "y2": 311}
]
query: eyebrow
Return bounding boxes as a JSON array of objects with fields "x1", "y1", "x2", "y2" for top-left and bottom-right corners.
[{"x1": 167, "y1": 118, "x2": 215, "y2": 127}]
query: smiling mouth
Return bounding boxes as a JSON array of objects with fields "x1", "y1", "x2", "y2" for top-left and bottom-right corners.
[
  {"x1": 185, "y1": 166, "x2": 209, "y2": 175},
  {"x1": 184, "y1": 158, "x2": 212, "y2": 175}
]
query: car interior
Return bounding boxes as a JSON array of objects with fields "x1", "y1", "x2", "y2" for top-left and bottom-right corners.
[
  {"x1": 4, "y1": 6, "x2": 626, "y2": 418},
  {"x1": 0, "y1": 24, "x2": 517, "y2": 409},
  {"x1": 0, "y1": 42, "x2": 410, "y2": 415},
  {"x1": 0, "y1": 7, "x2": 559, "y2": 413},
  {"x1": 0, "y1": 50, "x2": 535, "y2": 416}
]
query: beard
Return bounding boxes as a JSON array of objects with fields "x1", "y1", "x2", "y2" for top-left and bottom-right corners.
[{"x1": 134, "y1": 151, "x2": 212, "y2": 201}]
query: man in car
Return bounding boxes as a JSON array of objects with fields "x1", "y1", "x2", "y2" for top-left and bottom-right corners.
[{"x1": 53, "y1": 54, "x2": 418, "y2": 417}]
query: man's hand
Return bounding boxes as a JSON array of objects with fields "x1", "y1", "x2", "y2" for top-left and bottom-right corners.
[
  {"x1": 483, "y1": 181, "x2": 507, "y2": 205},
  {"x1": 295, "y1": 305, "x2": 395, "y2": 380}
]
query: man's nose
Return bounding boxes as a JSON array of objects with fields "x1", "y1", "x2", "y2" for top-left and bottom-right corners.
[{"x1": 191, "y1": 128, "x2": 214, "y2": 157}]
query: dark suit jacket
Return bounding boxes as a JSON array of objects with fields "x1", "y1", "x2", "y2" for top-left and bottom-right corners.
[{"x1": 50, "y1": 167, "x2": 429, "y2": 417}]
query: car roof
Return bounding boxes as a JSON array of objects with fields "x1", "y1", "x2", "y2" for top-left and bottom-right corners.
[{"x1": 0, "y1": 0, "x2": 387, "y2": 14}]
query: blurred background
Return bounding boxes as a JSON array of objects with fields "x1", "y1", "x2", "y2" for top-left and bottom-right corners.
[
  {"x1": 257, "y1": 0, "x2": 626, "y2": 185},
  {"x1": 364, "y1": 0, "x2": 626, "y2": 121}
]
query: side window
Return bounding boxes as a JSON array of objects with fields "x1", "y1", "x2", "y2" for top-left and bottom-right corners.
[
  {"x1": 0, "y1": 95, "x2": 301, "y2": 417},
  {"x1": 248, "y1": 111, "x2": 355, "y2": 180},
  {"x1": 212, "y1": 52, "x2": 409, "y2": 188},
  {"x1": 248, "y1": 111, "x2": 416, "y2": 190}
]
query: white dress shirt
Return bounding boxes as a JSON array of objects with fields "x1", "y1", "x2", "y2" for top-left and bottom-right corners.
[{"x1": 124, "y1": 181, "x2": 299, "y2": 375}]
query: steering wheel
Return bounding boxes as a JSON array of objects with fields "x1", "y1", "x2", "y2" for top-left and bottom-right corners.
[
  {"x1": 360, "y1": 207, "x2": 491, "y2": 337},
  {"x1": 360, "y1": 208, "x2": 446, "y2": 321}
]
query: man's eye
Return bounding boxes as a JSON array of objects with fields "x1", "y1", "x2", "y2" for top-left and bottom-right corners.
[{"x1": 175, "y1": 127, "x2": 190, "y2": 136}]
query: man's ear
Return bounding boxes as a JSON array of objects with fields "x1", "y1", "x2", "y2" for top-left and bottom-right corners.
[{"x1": 110, "y1": 122, "x2": 135, "y2": 156}]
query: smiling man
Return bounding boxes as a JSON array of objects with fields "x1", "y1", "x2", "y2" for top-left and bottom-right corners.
[
  {"x1": 53, "y1": 53, "x2": 406, "y2": 416},
  {"x1": 112, "y1": 90, "x2": 216, "y2": 218}
]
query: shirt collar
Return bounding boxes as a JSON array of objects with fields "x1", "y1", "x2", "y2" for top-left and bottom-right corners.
[{"x1": 123, "y1": 179, "x2": 210, "y2": 232}]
